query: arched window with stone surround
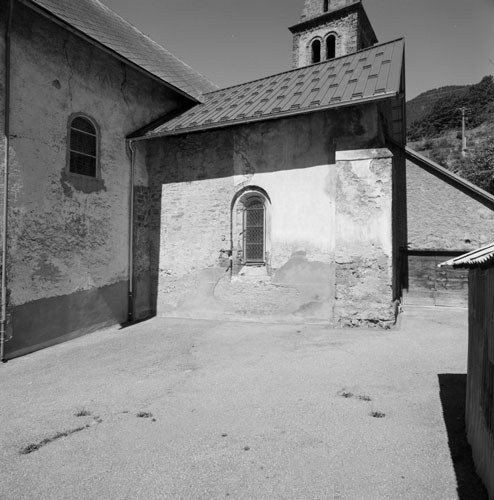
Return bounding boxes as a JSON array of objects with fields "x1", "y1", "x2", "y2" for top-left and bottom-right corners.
[
  {"x1": 231, "y1": 187, "x2": 271, "y2": 269},
  {"x1": 326, "y1": 34, "x2": 336, "y2": 60},
  {"x1": 311, "y1": 39, "x2": 321, "y2": 64},
  {"x1": 68, "y1": 114, "x2": 99, "y2": 177},
  {"x1": 244, "y1": 197, "x2": 265, "y2": 264}
]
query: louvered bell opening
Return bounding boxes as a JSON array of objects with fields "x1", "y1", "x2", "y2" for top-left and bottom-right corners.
[{"x1": 244, "y1": 201, "x2": 265, "y2": 264}]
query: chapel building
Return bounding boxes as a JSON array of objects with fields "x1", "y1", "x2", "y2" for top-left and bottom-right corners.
[{"x1": 2, "y1": 0, "x2": 494, "y2": 360}]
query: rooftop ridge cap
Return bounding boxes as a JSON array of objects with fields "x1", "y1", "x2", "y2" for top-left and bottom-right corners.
[{"x1": 204, "y1": 37, "x2": 404, "y2": 97}]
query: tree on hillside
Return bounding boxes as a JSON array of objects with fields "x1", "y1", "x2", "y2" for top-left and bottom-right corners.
[
  {"x1": 451, "y1": 144, "x2": 494, "y2": 195},
  {"x1": 408, "y1": 75, "x2": 494, "y2": 141}
]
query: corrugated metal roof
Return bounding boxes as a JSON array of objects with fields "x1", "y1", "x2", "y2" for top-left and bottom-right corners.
[
  {"x1": 146, "y1": 38, "x2": 404, "y2": 137},
  {"x1": 25, "y1": 0, "x2": 217, "y2": 101},
  {"x1": 439, "y1": 243, "x2": 494, "y2": 268}
]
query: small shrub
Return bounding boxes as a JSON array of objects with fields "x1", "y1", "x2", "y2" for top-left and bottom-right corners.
[
  {"x1": 370, "y1": 411, "x2": 386, "y2": 419},
  {"x1": 136, "y1": 411, "x2": 153, "y2": 419}
]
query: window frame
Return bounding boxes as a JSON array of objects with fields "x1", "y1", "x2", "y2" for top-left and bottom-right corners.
[
  {"x1": 243, "y1": 197, "x2": 266, "y2": 265},
  {"x1": 67, "y1": 113, "x2": 100, "y2": 179},
  {"x1": 310, "y1": 39, "x2": 322, "y2": 64},
  {"x1": 325, "y1": 33, "x2": 337, "y2": 60}
]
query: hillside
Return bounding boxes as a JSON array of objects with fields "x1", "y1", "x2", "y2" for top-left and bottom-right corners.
[
  {"x1": 406, "y1": 76, "x2": 494, "y2": 195},
  {"x1": 406, "y1": 85, "x2": 466, "y2": 129}
]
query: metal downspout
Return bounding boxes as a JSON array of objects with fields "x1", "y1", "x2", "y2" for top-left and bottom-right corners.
[
  {"x1": 127, "y1": 140, "x2": 136, "y2": 323},
  {"x1": 1, "y1": 0, "x2": 14, "y2": 363}
]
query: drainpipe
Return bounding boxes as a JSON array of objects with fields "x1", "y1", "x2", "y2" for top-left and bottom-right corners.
[
  {"x1": 1, "y1": 0, "x2": 14, "y2": 362},
  {"x1": 127, "y1": 139, "x2": 136, "y2": 323}
]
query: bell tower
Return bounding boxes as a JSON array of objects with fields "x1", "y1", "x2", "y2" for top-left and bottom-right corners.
[{"x1": 289, "y1": 0, "x2": 378, "y2": 68}]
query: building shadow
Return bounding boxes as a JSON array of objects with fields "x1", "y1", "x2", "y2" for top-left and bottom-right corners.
[{"x1": 438, "y1": 374, "x2": 488, "y2": 500}]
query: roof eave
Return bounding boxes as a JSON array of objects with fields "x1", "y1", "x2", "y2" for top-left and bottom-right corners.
[
  {"x1": 132, "y1": 91, "x2": 398, "y2": 141},
  {"x1": 19, "y1": 0, "x2": 202, "y2": 104},
  {"x1": 397, "y1": 144, "x2": 494, "y2": 206}
]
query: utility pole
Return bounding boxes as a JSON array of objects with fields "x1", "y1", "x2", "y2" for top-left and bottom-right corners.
[{"x1": 458, "y1": 107, "x2": 468, "y2": 157}]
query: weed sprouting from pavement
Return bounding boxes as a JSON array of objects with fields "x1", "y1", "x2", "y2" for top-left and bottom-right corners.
[
  {"x1": 136, "y1": 411, "x2": 153, "y2": 419},
  {"x1": 338, "y1": 389, "x2": 354, "y2": 398},
  {"x1": 20, "y1": 425, "x2": 89, "y2": 455},
  {"x1": 75, "y1": 408, "x2": 92, "y2": 417},
  {"x1": 370, "y1": 411, "x2": 386, "y2": 419},
  {"x1": 357, "y1": 395, "x2": 372, "y2": 402},
  {"x1": 338, "y1": 389, "x2": 372, "y2": 402}
]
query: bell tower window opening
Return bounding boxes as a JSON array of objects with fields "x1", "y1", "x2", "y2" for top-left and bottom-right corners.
[
  {"x1": 311, "y1": 39, "x2": 321, "y2": 64},
  {"x1": 323, "y1": 0, "x2": 329, "y2": 12},
  {"x1": 244, "y1": 198, "x2": 265, "y2": 264},
  {"x1": 326, "y1": 34, "x2": 336, "y2": 60}
]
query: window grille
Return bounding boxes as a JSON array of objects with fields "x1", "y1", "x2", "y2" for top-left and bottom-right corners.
[
  {"x1": 69, "y1": 116, "x2": 98, "y2": 177},
  {"x1": 244, "y1": 200, "x2": 265, "y2": 263}
]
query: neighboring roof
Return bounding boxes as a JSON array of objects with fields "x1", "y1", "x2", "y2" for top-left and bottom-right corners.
[
  {"x1": 440, "y1": 242, "x2": 494, "y2": 268},
  {"x1": 145, "y1": 38, "x2": 404, "y2": 138},
  {"x1": 399, "y1": 146, "x2": 494, "y2": 206},
  {"x1": 24, "y1": 0, "x2": 217, "y2": 101}
]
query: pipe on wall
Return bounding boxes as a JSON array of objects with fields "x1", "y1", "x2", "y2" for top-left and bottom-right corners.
[
  {"x1": 1, "y1": 0, "x2": 14, "y2": 363},
  {"x1": 127, "y1": 139, "x2": 136, "y2": 323}
]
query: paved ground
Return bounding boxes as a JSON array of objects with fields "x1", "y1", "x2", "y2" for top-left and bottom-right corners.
[{"x1": 0, "y1": 307, "x2": 486, "y2": 499}]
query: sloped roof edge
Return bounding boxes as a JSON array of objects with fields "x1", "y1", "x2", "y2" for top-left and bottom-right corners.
[
  {"x1": 137, "y1": 38, "x2": 404, "y2": 139},
  {"x1": 389, "y1": 142, "x2": 494, "y2": 206},
  {"x1": 439, "y1": 242, "x2": 494, "y2": 268},
  {"x1": 21, "y1": 0, "x2": 217, "y2": 102}
]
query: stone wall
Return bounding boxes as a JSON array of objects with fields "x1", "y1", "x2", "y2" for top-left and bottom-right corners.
[
  {"x1": 300, "y1": 0, "x2": 358, "y2": 21},
  {"x1": 292, "y1": 10, "x2": 359, "y2": 67},
  {"x1": 137, "y1": 104, "x2": 395, "y2": 326},
  {"x1": 3, "y1": 3, "x2": 187, "y2": 358},
  {"x1": 406, "y1": 160, "x2": 494, "y2": 252}
]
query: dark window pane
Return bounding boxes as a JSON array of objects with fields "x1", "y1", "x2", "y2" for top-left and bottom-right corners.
[
  {"x1": 326, "y1": 35, "x2": 336, "y2": 60},
  {"x1": 70, "y1": 151, "x2": 96, "y2": 177},
  {"x1": 244, "y1": 203, "x2": 264, "y2": 263},
  {"x1": 311, "y1": 40, "x2": 321, "y2": 64},
  {"x1": 71, "y1": 117, "x2": 96, "y2": 134},
  {"x1": 70, "y1": 129, "x2": 97, "y2": 157}
]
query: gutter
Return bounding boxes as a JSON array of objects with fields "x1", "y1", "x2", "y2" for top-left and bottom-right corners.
[{"x1": 1, "y1": 0, "x2": 14, "y2": 363}]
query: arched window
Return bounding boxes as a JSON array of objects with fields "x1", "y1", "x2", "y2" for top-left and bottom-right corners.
[
  {"x1": 326, "y1": 34, "x2": 336, "y2": 60},
  {"x1": 68, "y1": 115, "x2": 98, "y2": 177},
  {"x1": 323, "y1": 0, "x2": 329, "y2": 12},
  {"x1": 311, "y1": 39, "x2": 321, "y2": 64},
  {"x1": 244, "y1": 197, "x2": 265, "y2": 263}
]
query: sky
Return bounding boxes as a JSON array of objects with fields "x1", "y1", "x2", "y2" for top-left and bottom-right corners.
[{"x1": 102, "y1": 0, "x2": 494, "y2": 100}]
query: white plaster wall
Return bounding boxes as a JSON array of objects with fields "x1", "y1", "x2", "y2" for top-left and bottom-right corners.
[
  {"x1": 7, "y1": 4, "x2": 183, "y2": 306},
  {"x1": 239, "y1": 164, "x2": 335, "y2": 266}
]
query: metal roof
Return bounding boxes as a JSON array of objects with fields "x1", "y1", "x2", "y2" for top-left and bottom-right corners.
[
  {"x1": 440, "y1": 243, "x2": 494, "y2": 269},
  {"x1": 146, "y1": 38, "x2": 404, "y2": 137},
  {"x1": 25, "y1": 0, "x2": 217, "y2": 101}
]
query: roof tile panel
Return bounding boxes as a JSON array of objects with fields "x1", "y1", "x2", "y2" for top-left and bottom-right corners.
[{"x1": 147, "y1": 38, "x2": 404, "y2": 136}]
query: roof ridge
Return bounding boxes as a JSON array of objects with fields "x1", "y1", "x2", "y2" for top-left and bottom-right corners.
[{"x1": 205, "y1": 37, "x2": 405, "y2": 96}]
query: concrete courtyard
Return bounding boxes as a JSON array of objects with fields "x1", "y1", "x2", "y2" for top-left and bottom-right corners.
[{"x1": 0, "y1": 307, "x2": 487, "y2": 499}]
